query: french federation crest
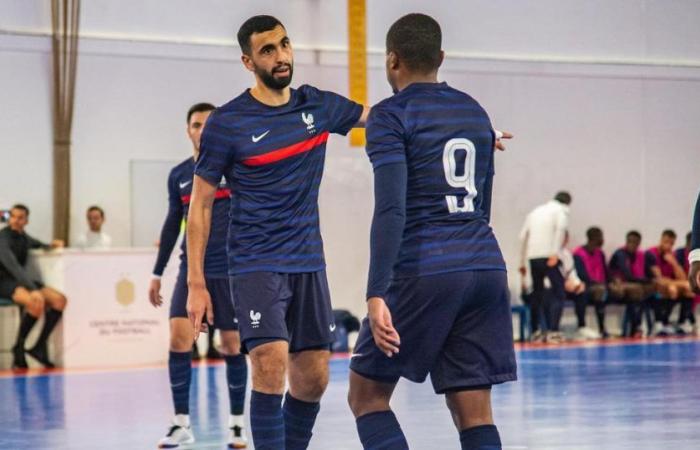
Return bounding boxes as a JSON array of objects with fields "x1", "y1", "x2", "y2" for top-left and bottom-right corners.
[{"x1": 302, "y1": 112, "x2": 316, "y2": 134}]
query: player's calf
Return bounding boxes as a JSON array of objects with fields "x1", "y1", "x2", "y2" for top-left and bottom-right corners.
[
  {"x1": 220, "y1": 331, "x2": 248, "y2": 449},
  {"x1": 445, "y1": 389, "x2": 501, "y2": 450}
]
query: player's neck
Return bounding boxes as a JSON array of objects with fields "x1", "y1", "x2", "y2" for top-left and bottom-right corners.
[
  {"x1": 396, "y1": 73, "x2": 439, "y2": 92},
  {"x1": 250, "y1": 83, "x2": 290, "y2": 107},
  {"x1": 192, "y1": 149, "x2": 199, "y2": 162}
]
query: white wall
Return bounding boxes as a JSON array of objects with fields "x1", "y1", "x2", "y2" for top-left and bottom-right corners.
[{"x1": 1, "y1": 0, "x2": 700, "y2": 317}]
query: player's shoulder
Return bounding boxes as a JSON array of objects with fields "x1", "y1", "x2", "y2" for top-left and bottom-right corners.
[
  {"x1": 207, "y1": 91, "x2": 250, "y2": 123},
  {"x1": 169, "y1": 158, "x2": 193, "y2": 178},
  {"x1": 367, "y1": 95, "x2": 405, "y2": 125}
]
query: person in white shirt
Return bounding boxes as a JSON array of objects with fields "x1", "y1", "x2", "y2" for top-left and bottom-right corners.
[
  {"x1": 76, "y1": 206, "x2": 112, "y2": 249},
  {"x1": 519, "y1": 192, "x2": 571, "y2": 341}
]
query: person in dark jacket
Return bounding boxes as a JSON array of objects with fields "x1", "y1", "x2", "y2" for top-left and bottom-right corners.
[{"x1": 0, "y1": 204, "x2": 67, "y2": 369}]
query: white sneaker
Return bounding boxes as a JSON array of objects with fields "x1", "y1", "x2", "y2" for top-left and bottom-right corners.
[
  {"x1": 158, "y1": 415, "x2": 195, "y2": 448},
  {"x1": 575, "y1": 327, "x2": 600, "y2": 340},
  {"x1": 661, "y1": 325, "x2": 676, "y2": 336},
  {"x1": 679, "y1": 323, "x2": 694, "y2": 335},
  {"x1": 546, "y1": 331, "x2": 565, "y2": 344},
  {"x1": 228, "y1": 415, "x2": 248, "y2": 449},
  {"x1": 653, "y1": 322, "x2": 665, "y2": 336}
]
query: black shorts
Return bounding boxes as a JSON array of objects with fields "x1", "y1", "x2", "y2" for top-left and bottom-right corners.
[
  {"x1": 230, "y1": 271, "x2": 335, "y2": 353},
  {"x1": 0, "y1": 278, "x2": 44, "y2": 299},
  {"x1": 351, "y1": 270, "x2": 517, "y2": 394},
  {"x1": 169, "y1": 269, "x2": 239, "y2": 331}
]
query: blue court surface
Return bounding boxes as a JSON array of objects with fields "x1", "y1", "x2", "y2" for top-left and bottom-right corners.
[{"x1": 1, "y1": 338, "x2": 699, "y2": 449}]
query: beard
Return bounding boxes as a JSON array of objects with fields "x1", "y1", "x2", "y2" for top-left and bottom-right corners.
[{"x1": 256, "y1": 62, "x2": 294, "y2": 90}]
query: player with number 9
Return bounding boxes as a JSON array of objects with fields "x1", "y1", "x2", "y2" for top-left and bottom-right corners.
[{"x1": 348, "y1": 13, "x2": 517, "y2": 450}]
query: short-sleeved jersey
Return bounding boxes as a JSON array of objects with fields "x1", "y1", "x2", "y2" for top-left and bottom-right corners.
[
  {"x1": 195, "y1": 85, "x2": 363, "y2": 275},
  {"x1": 366, "y1": 82, "x2": 505, "y2": 279},
  {"x1": 153, "y1": 158, "x2": 231, "y2": 277}
]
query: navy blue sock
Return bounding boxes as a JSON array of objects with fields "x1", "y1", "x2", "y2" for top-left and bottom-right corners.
[
  {"x1": 283, "y1": 392, "x2": 320, "y2": 450},
  {"x1": 251, "y1": 390, "x2": 285, "y2": 450},
  {"x1": 356, "y1": 410, "x2": 408, "y2": 450},
  {"x1": 459, "y1": 424, "x2": 502, "y2": 450},
  {"x1": 168, "y1": 351, "x2": 192, "y2": 415},
  {"x1": 225, "y1": 354, "x2": 247, "y2": 415}
]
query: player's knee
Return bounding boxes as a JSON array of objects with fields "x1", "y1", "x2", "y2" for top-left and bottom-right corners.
[
  {"x1": 54, "y1": 293, "x2": 68, "y2": 311},
  {"x1": 170, "y1": 330, "x2": 193, "y2": 352},
  {"x1": 28, "y1": 292, "x2": 45, "y2": 316},
  {"x1": 667, "y1": 285, "x2": 679, "y2": 300},
  {"x1": 219, "y1": 332, "x2": 242, "y2": 355},
  {"x1": 250, "y1": 344, "x2": 287, "y2": 392}
]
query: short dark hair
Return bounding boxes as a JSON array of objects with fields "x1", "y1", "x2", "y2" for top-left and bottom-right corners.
[
  {"x1": 586, "y1": 227, "x2": 603, "y2": 240},
  {"x1": 187, "y1": 103, "x2": 216, "y2": 124},
  {"x1": 11, "y1": 204, "x2": 29, "y2": 216},
  {"x1": 626, "y1": 230, "x2": 641, "y2": 240},
  {"x1": 87, "y1": 205, "x2": 105, "y2": 218},
  {"x1": 554, "y1": 191, "x2": 572, "y2": 205},
  {"x1": 237, "y1": 15, "x2": 285, "y2": 55},
  {"x1": 661, "y1": 229, "x2": 676, "y2": 239},
  {"x1": 386, "y1": 13, "x2": 442, "y2": 74}
]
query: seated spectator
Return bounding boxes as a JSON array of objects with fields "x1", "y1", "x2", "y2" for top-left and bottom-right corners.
[
  {"x1": 0, "y1": 204, "x2": 68, "y2": 368},
  {"x1": 572, "y1": 227, "x2": 609, "y2": 339},
  {"x1": 675, "y1": 232, "x2": 698, "y2": 334},
  {"x1": 75, "y1": 205, "x2": 112, "y2": 249},
  {"x1": 646, "y1": 229, "x2": 694, "y2": 335},
  {"x1": 609, "y1": 230, "x2": 655, "y2": 336}
]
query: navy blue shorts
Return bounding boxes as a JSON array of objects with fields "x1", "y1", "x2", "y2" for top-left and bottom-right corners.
[
  {"x1": 350, "y1": 270, "x2": 517, "y2": 394},
  {"x1": 170, "y1": 269, "x2": 239, "y2": 331},
  {"x1": 230, "y1": 271, "x2": 335, "y2": 353}
]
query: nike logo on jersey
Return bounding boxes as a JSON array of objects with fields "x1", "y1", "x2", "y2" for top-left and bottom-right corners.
[
  {"x1": 252, "y1": 130, "x2": 270, "y2": 143},
  {"x1": 179, "y1": 180, "x2": 192, "y2": 189},
  {"x1": 329, "y1": 323, "x2": 336, "y2": 332}
]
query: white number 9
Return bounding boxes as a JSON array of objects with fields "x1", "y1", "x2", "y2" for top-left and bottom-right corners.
[{"x1": 442, "y1": 138, "x2": 477, "y2": 213}]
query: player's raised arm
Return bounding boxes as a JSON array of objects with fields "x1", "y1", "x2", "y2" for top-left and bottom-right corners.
[{"x1": 186, "y1": 175, "x2": 217, "y2": 339}]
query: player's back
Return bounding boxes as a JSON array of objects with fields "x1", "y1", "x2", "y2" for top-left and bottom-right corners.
[{"x1": 367, "y1": 82, "x2": 504, "y2": 279}]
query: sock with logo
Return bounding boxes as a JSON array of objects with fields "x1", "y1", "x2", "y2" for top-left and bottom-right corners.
[
  {"x1": 169, "y1": 350, "x2": 192, "y2": 415},
  {"x1": 225, "y1": 354, "x2": 248, "y2": 415},
  {"x1": 356, "y1": 410, "x2": 408, "y2": 450},
  {"x1": 459, "y1": 424, "x2": 502, "y2": 450},
  {"x1": 251, "y1": 390, "x2": 285, "y2": 450},
  {"x1": 283, "y1": 392, "x2": 320, "y2": 449}
]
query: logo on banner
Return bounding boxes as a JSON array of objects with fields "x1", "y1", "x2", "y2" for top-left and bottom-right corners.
[{"x1": 115, "y1": 277, "x2": 135, "y2": 307}]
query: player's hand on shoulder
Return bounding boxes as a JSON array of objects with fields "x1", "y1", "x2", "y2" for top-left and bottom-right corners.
[
  {"x1": 148, "y1": 278, "x2": 163, "y2": 307},
  {"x1": 494, "y1": 130, "x2": 513, "y2": 152},
  {"x1": 367, "y1": 297, "x2": 400, "y2": 358}
]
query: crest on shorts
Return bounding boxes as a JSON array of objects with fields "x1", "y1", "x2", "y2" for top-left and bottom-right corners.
[{"x1": 250, "y1": 310, "x2": 261, "y2": 328}]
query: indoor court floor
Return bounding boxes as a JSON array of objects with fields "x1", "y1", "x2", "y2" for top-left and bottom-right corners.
[{"x1": 1, "y1": 337, "x2": 699, "y2": 450}]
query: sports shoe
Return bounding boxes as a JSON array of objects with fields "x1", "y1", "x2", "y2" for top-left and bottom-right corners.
[
  {"x1": 531, "y1": 330, "x2": 545, "y2": 343},
  {"x1": 574, "y1": 327, "x2": 600, "y2": 340},
  {"x1": 653, "y1": 322, "x2": 666, "y2": 336},
  {"x1": 27, "y1": 343, "x2": 55, "y2": 368},
  {"x1": 12, "y1": 345, "x2": 28, "y2": 369},
  {"x1": 678, "y1": 323, "x2": 694, "y2": 335},
  {"x1": 158, "y1": 416, "x2": 195, "y2": 448},
  {"x1": 228, "y1": 415, "x2": 248, "y2": 449},
  {"x1": 546, "y1": 331, "x2": 565, "y2": 344}
]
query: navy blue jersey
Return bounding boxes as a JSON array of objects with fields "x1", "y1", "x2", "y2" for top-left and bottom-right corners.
[
  {"x1": 152, "y1": 157, "x2": 231, "y2": 277},
  {"x1": 195, "y1": 85, "x2": 363, "y2": 275},
  {"x1": 366, "y1": 82, "x2": 505, "y2": 282}
]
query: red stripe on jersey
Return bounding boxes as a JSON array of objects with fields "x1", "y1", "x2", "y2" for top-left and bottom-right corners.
[
  {"x1": 181, "y1": 188, "x2": 231, "y2": 205},
  {"x1": 243, "y1": 131, "x2": 330, "y2": 166}
]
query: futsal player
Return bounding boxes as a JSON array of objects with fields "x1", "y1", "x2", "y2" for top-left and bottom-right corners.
[
  {"x1": 148, "y1": 103, "x2": 248, "y2": 449},
  {"x1": 348, "y1": 14, "x2": 517, "y2": 450},
  {"x1": 572, "y1": 227, "x2": 609, "y2": 338},
  {"x1": 690, "y1": 190, "x2": 700, "y2": 294},
  {"x1": 186, "y1": 16, "x2": 369, "y2": 450},
  {"x1": 675, "y1": 232, "x2": 698, "y2": 333}
]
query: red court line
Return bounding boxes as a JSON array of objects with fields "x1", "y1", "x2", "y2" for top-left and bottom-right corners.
[{"x1": 2, "y1": 336, "x2": 698, "y2": 378}]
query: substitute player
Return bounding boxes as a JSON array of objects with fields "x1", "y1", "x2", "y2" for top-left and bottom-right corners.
[
  {"x1": 148, "y1": 103, "x2": 248, "y2": 449},
  {"x1": 348, "y1": 14, "x2": 517, "y2": 450},
  {"x1": 186, "y1": 16, "x2": 368, "y2": 450}
]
